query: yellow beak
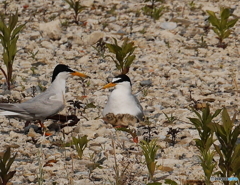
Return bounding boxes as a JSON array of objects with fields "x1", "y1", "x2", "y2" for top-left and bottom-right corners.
[
  {"x1": 102, "y1": 82, "x2": 116, "y2": 89},
  {"x1": 71, "y1": 72, "x2": 89, "y2": 78}
]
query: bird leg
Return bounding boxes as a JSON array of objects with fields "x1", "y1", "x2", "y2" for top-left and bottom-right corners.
[
  {"x1": 25, "y1": 120, "x2": 31, "y2": 127},
  {"x1": 39, "y1": 121, "x2": 45, "y2": 128}
]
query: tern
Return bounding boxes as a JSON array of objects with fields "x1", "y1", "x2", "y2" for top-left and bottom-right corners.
[
  {"x1": 102, "y1": 74, "x2": 144, "y2": 122},
  {"x1": 0, "y1": 64, "x2": 88, "y2": 127}
]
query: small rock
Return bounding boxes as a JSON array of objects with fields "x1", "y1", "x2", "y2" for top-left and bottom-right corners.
[
  {"x1": 160, "y1": 22, "x2": 177, "y2": 30},
  {"x1": 39, "y1": 20, "x2": 62, "y2": 40},
  {"x1": 82, "y1": 31, "x2": 105, "y2": 46},
  {"x1": 140, "y1": 79, "x2": 152, "y2": 86}
]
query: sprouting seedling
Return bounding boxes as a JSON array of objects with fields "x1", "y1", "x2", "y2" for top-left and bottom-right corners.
[
  {"x1": 196, "y1": 36, "x2": 208, "y2": 48},
  {"x1": 142, "y1": 5, "x2": 164, "y2": 22},
  {"x1": 64, "y1": 0, "x2": 86, "y2": 25},
  {"x1": 106, "y1": 37, "x2": 136, "y2": 75},
  {"x1": 0, "y1": 10, "x2": 25, "y2": 90},
  {"x1": 188, "y1": 1, "x2": 202, "y2": 11},
  {"x1": 142, "y1": 0, "x2": 164, "y2": 21},
  {"x1": 65, "y1": 135, "x2": 89, "y2": 159},
  {"x1": 28, "y1": 50, "x2": 39, "y2": 61},
  {"x1": 163, "y1": 112, "x2": 177, "y2": 125},
  {"x1": 0, "y1": 147, "x2": 17, "y2": 185},
  {"x1": 140, "y1": 139, "x2": 159, "y2": 181},
  {"x1": 206, "y1": 7, "x2": 239, "y2": 48}
]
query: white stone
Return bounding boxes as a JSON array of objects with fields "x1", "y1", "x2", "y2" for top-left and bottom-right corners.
[{"x1": 39, "y1": 20, "x2": 62, "y2": 40}]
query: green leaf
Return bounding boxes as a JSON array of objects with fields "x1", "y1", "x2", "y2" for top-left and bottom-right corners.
[
  {"x1": 212, "y1": 27, "x2": 220, "y2": 37},
  {"x1": 106, "y1": 43, "x2": 121, "y2": 54},
  {"x1": 9, "y1": 37, "x2": 18, "y2": 60},
  {"x1": 2, "y1": 148, "x2": 10, "y2": 164},
  {"x1": 220, "y1": 8, "x2": 230, "y2": 20},
  {"x1": 208, "y1": 16, "x2": 220, "y2": 28},
  {"x1": 226, "y1": 18, "x2": 239, "y2": 28},
  {"x1": 214, "y1": 144, "x2": 223, "y2": 159},
  {"x1": 0, "y1": 159, "x2": 7, "y2": 174},
  {"x1": 125, "y1": 55, "x2": 135, "y2": 68},
  {"x1": 206, "y1": 10, "x2": 217, "y2": 18},
  {"x1": 147, "y1": 183, "x2": 162, "y2": 185},
  {"x1": 231, "y1": 125, "x2": 240, "y2": 146},
  {"x1": 85, "y1": 102, "x2": 96, "y2": 109},
  {"x1": 165, "y1": 179, "x2": 178, "y2": 185},
  {"x1": 212, "y1": 109, "x2": 222, "y2": 118},
  {"x1": 6, "y1": 153, "x2": 17, "y2": 172},
  {"x1": 3, "y1": 51, "x2": 9, "y2": 65},
  {"x1": 223, "y1": 30, "x2": 231, "y2": 39},
  {"x1": 9, "y1": 10, "x2": 18, "y2": 32},
  {"x1": 12, "y1": 23, "x2": 25, "y2": 39},
  {"x1": 5, "y1": 170, "x2": 16, "y2": 181},
  {"x1": 221, "y1": 107, "x2": 232, "y2": 134}
]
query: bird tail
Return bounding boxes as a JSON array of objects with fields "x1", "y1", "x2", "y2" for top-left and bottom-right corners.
[
  {"x1": 0, "y1": 111, "x2": 20, "y2": 116},
  {"x1": 0, "y1": 103, "x2": 25, "y2": 115}
]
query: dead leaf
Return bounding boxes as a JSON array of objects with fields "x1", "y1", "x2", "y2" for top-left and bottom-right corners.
[
  {"x1": 157, "y1": 165, "x2": 173, "y2": 172},
  {"x1": 43, "y1": 159, "x2": 58, "y2": 167}
]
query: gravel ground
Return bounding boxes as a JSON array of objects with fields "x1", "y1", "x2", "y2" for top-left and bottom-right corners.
[{"x1": 0, "y1": 0, "x2": 240, "y2": 184}]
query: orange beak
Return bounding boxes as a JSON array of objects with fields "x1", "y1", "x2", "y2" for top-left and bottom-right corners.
[
  {"x1": 102, "y1": 82, "x2": 116, "y2": 89},
  {"x1": 71, "y1": 72, "x2": 89, "y2": 78}
]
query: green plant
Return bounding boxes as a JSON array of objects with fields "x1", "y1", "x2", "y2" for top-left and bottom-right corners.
[
  {"x1": 199, "y1": 149, "x2": 216, "y2": 184},
  {"x1": 64, "y1": 0, "x2": 86, "y2": 24},
  {"x1": 208, "y1": 108, "x2": 240, "y2": 185},
  {"x1": 188, "y1": 105, "x2": 221, "y2": 184},
  {"x1": 188, "y1": 1, "x2": 202, "y2": 11},
  {"x1": 70, "y1": 135, "x2": 89, "y2": 159},
  {"x1": 142, "y1": 6, "x2": 164, "y2": 21},
  {"x1": 196, "y1": 36, "x2": 208, "y2": 48},
  {"x1": 189, "y1": 105, "x2": 221, "y2": 152},
  {"x1": 28, "y1": 50, "x2": 39, "y2": 61},
  {"x1": 106, "y1": 37, "x2": 136, "y2": 74},
  {"x1": 142, "y1": 0, "x2": 164, "y2": 21},
  {"x1": 111, "y1": 139, "x2": 130, "y2": 185},
  {"x1": 0, "y1": 147, "x2": 17, "y2": 185},
  {"x1": 140, "y1": 139, "x2": 159, "y2": 181},
  {"x1": 206, "y1": 7, "x2": 239, "y2": 48},
  {"x1": 0, "y1": 10, "x2": 25, "y2": 90},
  {"x1": 163, "y1": 112, "x2": 177, "y2": 125}
]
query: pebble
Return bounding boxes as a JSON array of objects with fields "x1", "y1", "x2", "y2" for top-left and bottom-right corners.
[
  {"x1": 0, "y1": 0, "x2": 239, "y2": 184},
  {"x1": 160, "y1": 22, "x2": 177, "y2": 30}
]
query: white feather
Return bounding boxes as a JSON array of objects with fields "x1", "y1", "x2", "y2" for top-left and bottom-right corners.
[{"x1": 0, "y1": 111, "x2": 21, "y2": 116}]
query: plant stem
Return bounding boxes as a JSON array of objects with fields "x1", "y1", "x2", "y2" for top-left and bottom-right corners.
[{"x1": 0, "y1": 67, "x2": 10, "y2": 90}]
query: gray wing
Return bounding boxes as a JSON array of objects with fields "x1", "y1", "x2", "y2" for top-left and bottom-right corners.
[
  {"x1": 0, "y1": 91, "x2": 64, "y2": 120},
  {"x1": 133, "y1": 95, "x2": 144, "y2": 121},
  {"x1": 19, "y1": 91, "x2": 65, "y2": 119}
]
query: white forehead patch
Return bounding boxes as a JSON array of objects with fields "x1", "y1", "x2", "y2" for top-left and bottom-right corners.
[{"x1": 112, "y1": 77, "x2": 121, "y2": 83}]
